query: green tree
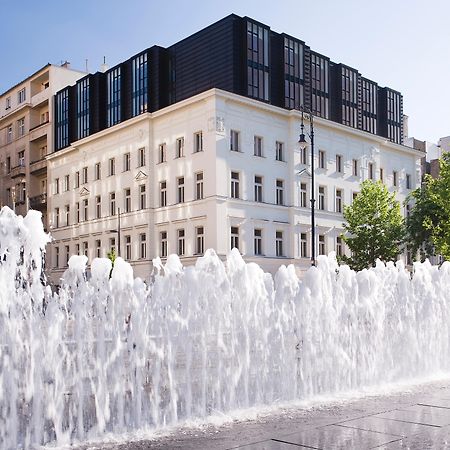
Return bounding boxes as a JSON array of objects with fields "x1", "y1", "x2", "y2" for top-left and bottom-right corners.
[
  {"x1": 340, "y1": 180, "x2": 404, "y2": 271},
  {"x1": 106, "y1": 248, "x2": 116, "y2": 278},
  {"x1": 406, "y1": 153, "x2": 450, "y2": 261}
]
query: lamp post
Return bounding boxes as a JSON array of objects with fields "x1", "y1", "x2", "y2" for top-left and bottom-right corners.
[
  {"x1": 109, "y1": 208, "x2": 121, "y2": 257},
  {"x1": 298, "y1": 108, "x2": 316, "y2": 266}
]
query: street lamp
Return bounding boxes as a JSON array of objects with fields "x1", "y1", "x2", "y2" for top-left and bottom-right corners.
[
  {"x1": 109, "y1": 208, "x2": 121, "y2": 257},
  {"x1": 298, "y1": 108, "x2": 316, "y2": 267}
]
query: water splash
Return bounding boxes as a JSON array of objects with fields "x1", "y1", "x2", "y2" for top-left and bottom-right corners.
[{"x1": 1, "y1": 206, "x2": 450, "y2": 449}]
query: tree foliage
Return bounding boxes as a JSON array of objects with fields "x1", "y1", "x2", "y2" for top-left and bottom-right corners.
[
  {"x1": 406, "y1": 153, "x2": 450, "y2": 261},
  {"x1": 340, "y1": 180, "x2": 404, "y2": 271}
]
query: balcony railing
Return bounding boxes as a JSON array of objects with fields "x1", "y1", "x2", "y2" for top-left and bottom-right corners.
[
  {"x1": 30, "y1": 158, "x2": 47, "y2": 175},
  {"x1": 10, "y1": 165, "x2": 26, "y2": 178},
  {"x1": 29, "y1": 193, "x2": 47, "y2": 209}
]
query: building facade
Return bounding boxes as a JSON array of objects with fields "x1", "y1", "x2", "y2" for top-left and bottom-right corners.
[
  {"x1": 47, "y1": 89, "x2": 421, "y2": 282},
  {"x1": 0, "y1": 64, "x2": 85, "y2": 228},
  {"x1": 53, "y1": 14, "x2": 405, "y2": 159}
]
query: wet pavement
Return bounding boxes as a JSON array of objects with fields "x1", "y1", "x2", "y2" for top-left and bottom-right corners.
[{"x1": 77, "y1": 379, "x2": 450, "y2": 449}]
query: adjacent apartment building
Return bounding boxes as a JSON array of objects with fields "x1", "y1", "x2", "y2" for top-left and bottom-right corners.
[
  {"x1": 23, "y1": 14, "x2": 423, "y2": 281},
  {"x1": 0, "y1": 63, "x2": 85, "y2": 228}
]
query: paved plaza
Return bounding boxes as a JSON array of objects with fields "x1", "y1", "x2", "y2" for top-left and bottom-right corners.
[{"x1": 74, "y1": 378, "x2": 450, "y2": 450}]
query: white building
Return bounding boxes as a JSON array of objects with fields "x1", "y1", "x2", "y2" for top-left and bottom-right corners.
[{"x1": 46, "y1": 89, "x2": 422, "y2": 282}]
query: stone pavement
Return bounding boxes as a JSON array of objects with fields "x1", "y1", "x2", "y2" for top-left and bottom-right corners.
[{"x1": 81, "y1": 379, "x2": 450, "y2": 450}]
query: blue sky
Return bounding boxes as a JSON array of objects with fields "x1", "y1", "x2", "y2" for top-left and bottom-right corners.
[{"x1": 2, "y1": 0, "x2": 449, "y2": 143}]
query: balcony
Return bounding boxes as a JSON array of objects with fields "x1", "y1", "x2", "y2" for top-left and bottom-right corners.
[
  {"x1": 29, "y1": 193, "x2": 47, "y2": 210},
  {"x1": 29, "y1": 122, "x2": 49, "y2": 142},
  {"x1": 30, "y1": 158, "x2": 47, "y2": 175},
  {"x1": 31, "y1": 88, "x2": 50, "y2": 108},
  {"x1": 10, "y1": 165, "x2": 26, "y2": 179}
]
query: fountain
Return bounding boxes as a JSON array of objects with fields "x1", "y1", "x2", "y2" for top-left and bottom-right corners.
[{"x1": 1, "y1": 206, "x2": 450, "y2": 449}]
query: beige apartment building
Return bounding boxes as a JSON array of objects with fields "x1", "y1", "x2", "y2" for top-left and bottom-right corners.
[{"x1": 0, "y1": 64, "x2": 85, "y2": 228}]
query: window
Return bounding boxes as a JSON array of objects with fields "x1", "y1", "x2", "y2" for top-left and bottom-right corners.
[
  {"x1": 177, "y1": 229, "x2": 185, "y2": 256},
  {"x1": 336, "y1": 236, "x2": 343, "y2": 257},
  {"x1": 254, "y1": 229, "x2": 262, "y2": 255},
  {"x1": 6, "y1": 157, "x2": 10, "y2": 173},
  {"x1": 319, "y1": 150, "x2": 326, "y2": 169},
  {"x1": 335, "y1": 189, "x2": 343, "y2": 213},
  {"x1": 276, "y1": 231, "x2": 284, "y2": 257},
  {"x1": 139, "y1": 184, "x2": 146, "y2": 209},
  {"x1": 406, "y1": 173, "x2": 411, "y2": 189},
  {"x1": 82, "y1": 166, "x2": 88, "y2": 184},
  {"x1": 300, "y1": 147, "x2": 307, "y2": 165},
  {"x1": 393, "y1": 171, "x2": 398, "y2": 187},
  {"x1": 131, "y1": 52, "x2": 148, "y2": 116},
  {"x1": 276, "y1": 141, "x2": 284, "y2": 161},
  {"x1": 65, "y1": 245, "x2": 70, "y2": 267},
  {"x1": 284, "y1": 37, "x2": 305, "y2": 109},
  {"x1": 123, "y1": 153, "x2": 130, "y2": 172},
  {"x1": 55, "y1": 88, "x2": 69, "y2": 149},
  {"x1": 254, "y1": 176, "x2": 263, "y2": 202},
  {"x1": 65, "y1": 205, "x2": 70, "y2": 226},
  {"x1": 319, "y1": 235, "x2": 326, "y2": 255},
  {"x1": 231, "y1": 172, "x2": 240, "y2": 199},
  {"x1": 76, "y1": 78, "x2": 90, "y2": 139},
  {"x1": 125, "y1": 235, "x2": 131, "y2": 260},
  {"x1": 95, "y1": 163, "x2": 101, "y2": 180},
  {"x1": 368, "y1": 162, "x2": 374, "y2": 180},
  {"x1": 95, "y1": 195, "x2": 101, "y2": 219},
  {"x1": 18, "y1": 118, "x2": 25, "y2": 137},
  {"x1": 6, "y1": 125, "x2": 12, "y2": 143},
  {"x1": 109, "y1": 238, "x2": 116, "y2": 253},
  {"x1": 64, "y1": 175, "x2": 70, "y2": 192},
  {"x1": 107, "y1": 66, "x2": 121, "y2": 127},
  {"x1": 195, "y1": 227, "x2": 204, "y2": 255},
  {"x1": 75, "y1": 171, "x2": 80, "y2": 188},
  {"x1": 254, "y1": 136, "x2": 263, "y2": 157},
  {"x1": 76, "y1": 243, "x2": 80, "y2": 256},
  {"x1": 230, "y1": 130, "x2": 240, "y2": 152},
  {"x1": 194, "y1": 132, "x2": 203, "y2": 153},
  {"x1": 138, "y1": 147, "x2": 146, "y2": 167},
  {"x1": 83, "y1": 241, "x2": 88, "y2": 257},
  {"x1": 124, "y1": 188, "x2": 131, "y2": 212},
  {"x1": 83, "y1": 199, "x2": 88, "y2": 221},
  {"x1": 177, "y1": 177, "x2": 185, "y2": 203},
  {"x1": 247, "y1": 21, "x2": 270, "y2": 101},
  {"x1": 76, "y1": 202, "x2": 80, "y2": 222},
  {"x1": 55, "y1": 207, "x2": 60, "y2": 228},
  {"x1": 18, "y1": 150, "x2": 25, "y2": 166},
  {"x1": 160, "y1": 231, "x2": 168, "y2": 257},
  {"x1": 55, "y1": 247, "x2": 59, "y2": 268},
  {"x1": 160, "y1": 181, "x2": 167, "y2": 207},
  {"x1": 276, "y1": 179, "x2": 284, "y2": 205},
  {"x1": 55, "y1": 178, "x2": 60, "y2": 195},
  {"x1": 96, "y1": 240, "x2": 101, "y2": 258},
  {"x1": 109, "y1": 192, "x2": 116, "y2": 216},
  {"x1": 380, "y1": 168, "x2": 384, "y2": 183},
  {"x1": 352, "y1": 159, "x2": 359, "y2": 177},
  {"x1": 406, "y1": 203, "x2": 411, "y2": 218},
  {"x1": 5, "y1": 97, "x2": 11, "y2": 110},
  {"x1": 336, "y1": 154, "x2": 343, "y2": 173},
  {"x1": 318, "y1": 186, "x2": 326, "y2": 210},
  {"x1": 18, "y1": 88, "x2": 26, "y2": 104},
  {"x1": 176, "y1": 137, "x2": 184, "y2": 158},
  {"x1": 300, "y1": 183, "x2": 307, "y2": 208},
  {"x1": 300, "y1": 233, "x2": 307, "y2": 258},
  {"x1": 41, "y1": 111, "x2": 49, "y2": 124},
  {"x1": 139, "y1": 233, "x2": 147, "y2": 259},
  {"x1": 158, "y1": 143, "x2": 166, "y2": 163},
  {"x1": 195, "y1": 172, "x2": 204, "y2": 200},
  {"x1": 231, "y1": 227, "x2": 239, "y2": 250},
  {"x1": 352, "y1": 192, "x2": 358, "y2": 201},
  {"x1": 109, "y1": 158, "x2": 115, "y2": 176}
]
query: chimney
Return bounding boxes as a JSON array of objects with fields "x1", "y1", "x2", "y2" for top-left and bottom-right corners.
[{"x1": 100, "y1": 56, "x2": 109, "y2": 73}]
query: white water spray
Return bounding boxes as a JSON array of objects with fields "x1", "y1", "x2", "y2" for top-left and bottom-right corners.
[{"x1": 1, "y1": 206, "x2": 450, "y2": 449}]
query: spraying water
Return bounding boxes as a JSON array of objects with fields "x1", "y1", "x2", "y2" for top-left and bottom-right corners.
[{"x1": 1, "y1": 206, "x2": 450, "y2": 449}]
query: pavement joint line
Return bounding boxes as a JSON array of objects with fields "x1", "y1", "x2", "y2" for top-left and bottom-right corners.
[
  {"x1": 333, "y1": 422, "x2": 404, "y2": 437},
  {"x1": 271, "y1": 438, "x2": 320, "y2": 449},
  {"x1": 371, "y1": 437, "x2": 405, "y2": 449},
  {"x1": 418, "y1": 402, "x2": 450, "y2": 410},
  {"x1": 375, "y1": 416, "x2": 442, "y2": 428}
]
